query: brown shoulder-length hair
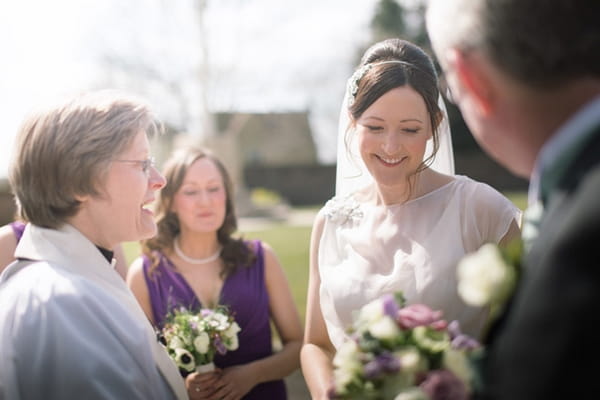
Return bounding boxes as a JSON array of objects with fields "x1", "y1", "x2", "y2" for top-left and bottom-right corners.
[{"x1": 142, "y1": 146, "x2": 255, "y2": 277}]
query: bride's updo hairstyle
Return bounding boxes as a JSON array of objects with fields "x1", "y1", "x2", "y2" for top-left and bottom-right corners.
[{"x1": 347, "y1": 38, "x2": 443, "y2": 169}]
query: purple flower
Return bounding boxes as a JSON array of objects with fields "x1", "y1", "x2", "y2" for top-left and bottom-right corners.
[
  {"x1": 201, "y1": 309, "x2": 213, "y2": 317},
  {"x1": 420, "y1": 369, "x2": 468, "y2": 400},
  {"x1": 214, "y1": 335, "x2": 227, "y2": 355},
  {"x1": 382, "y1": 294, "x2": 400, "y2": 319},
  {"x1": 363, "y1": 352, "x2": 401, "y2": 379},
  {"x1": 447, "y1": 320, "x2": 461, "y2": 337},
  {"x1": 364, "y1": 361, "x2": 382, "y2": 380},
  {"x1": 397, "y1": 304, "x2": 445, "y2": 330},
  {"x1": 447, "y1": 320, "x2": 480, "y2": 351}
]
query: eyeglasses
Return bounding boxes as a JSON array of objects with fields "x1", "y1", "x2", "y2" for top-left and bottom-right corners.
[{"x1": 114, "y1": 156, "x2": 156, "y2": 175}]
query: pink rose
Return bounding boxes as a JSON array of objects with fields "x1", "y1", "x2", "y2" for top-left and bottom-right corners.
[{"x1": 397, "y1": 304, "x2": 446, "y2": 330}]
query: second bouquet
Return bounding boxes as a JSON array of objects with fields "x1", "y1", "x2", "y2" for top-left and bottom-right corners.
[{"x1": 160, "y1": 305, "x2": 241, "y2": 373}]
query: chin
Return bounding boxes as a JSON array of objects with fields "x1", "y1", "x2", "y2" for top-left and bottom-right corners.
[
  {"x1": 504, "y1": 161, "x2": 532, "y2": 179},
  {"x1": 137, "y1": 223, "x2": 158, "y2": 240},
  {"x1": 486, "y1": 149, "x2": 532, "y2": 179}
]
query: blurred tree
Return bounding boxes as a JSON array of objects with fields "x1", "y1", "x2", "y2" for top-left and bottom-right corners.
[
  {"x1": 370, "y1": 0, "x2": 407, "y2": 43},
  {"x1": 98, "y1": 0, "x2": 257, "y2": 214},
  {"x1": 194, "y1": 0, "x2": 216, "y2": 138}
]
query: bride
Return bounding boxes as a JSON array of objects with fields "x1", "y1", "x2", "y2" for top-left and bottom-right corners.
[{"x1": 300, "y1": 38, "x2": 522, "y2": 399}]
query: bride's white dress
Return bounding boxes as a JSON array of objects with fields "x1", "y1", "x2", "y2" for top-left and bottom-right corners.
[{"x1": 318, "y1": 175, "x2": 521, "y2": 349}]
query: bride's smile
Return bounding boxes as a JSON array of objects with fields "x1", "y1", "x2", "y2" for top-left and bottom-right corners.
[{"x1": 376, "y1": 154, "x2": 407, "y2": 166}]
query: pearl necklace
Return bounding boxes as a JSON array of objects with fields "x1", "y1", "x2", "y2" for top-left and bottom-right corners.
[{"x1": 174, "y1": 239, "x2": 222, "y2": 265}]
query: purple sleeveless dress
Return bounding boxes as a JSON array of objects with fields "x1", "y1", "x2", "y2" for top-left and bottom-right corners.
[
  {"x1": 11, "y1": 221, "x2": 26, "y2": 243},
  {"x1": 142, "y1": 239, "x2": 287, "y2": 399}
]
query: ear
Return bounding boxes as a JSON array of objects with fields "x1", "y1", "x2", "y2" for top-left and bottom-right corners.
[{"x1": 447, "y1": 49, "x2": 494, "y2": 116}]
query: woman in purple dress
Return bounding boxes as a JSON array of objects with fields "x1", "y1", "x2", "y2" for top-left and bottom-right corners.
[{"x1": 127, "y1": 147, "x2": 302, "y2": 400}]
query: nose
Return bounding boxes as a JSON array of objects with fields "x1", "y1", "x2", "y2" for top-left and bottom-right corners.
[
  {"x1": 381, "y1": 131, "x2": 402, "y2": 155},
  {"x1": 195, "y1": 189, "x2": 211, "y2": 205},
  {"x1": 149, "y1": 165, "x2": 166, "y2": 190}
]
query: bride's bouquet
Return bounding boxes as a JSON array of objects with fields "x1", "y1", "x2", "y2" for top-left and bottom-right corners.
[
  {"x1": 160, "y1": 305, "x2": 241, "y2": 373},
  {"x1": 329, "y1": 292, "x2": 480, "y2": 400}
]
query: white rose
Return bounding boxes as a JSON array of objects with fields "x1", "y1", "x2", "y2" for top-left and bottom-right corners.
[
  {"x1": 225, "y1": 321, "x2": 241, "y2": 336},
  {"x1": 332, "y1": 340, "x2": 361, "y2": 370},
  {"x1": 457, "y1": 243, "x2": 515, "y2": 306},
  {"x1": 333, "y1": 340, "x2": 359, "y2": 367},
  {"x1": 213, "y1": 313, "x2": 229, "y2": 330},
  {"x1": 333, "y1": 368, "x2": 355, "y2": 394},
  {"x1": 222, "y1": 322, "x2": 241, "y2": 350},
  {"x1": 194, "y1": 331, "x2": 210, "y2": 354},
  {"x1": 354, "y1": 298, "x2": 384, "y2": 332},
  {"x1": 224, "y1": 334, "x2": 239, "y2": 351},
  {"x1": 368, "y1": 315, "x2": 400, "y2": 340},
  {"x1": 394, "y1": 347, "x2": 428, "y2": 375},
  {"x1": 169, "y1": 335, "x2": 185, "y2": 351},
  {"x1": 332, "y1": 341, "x2": 362, "y2": 394}
]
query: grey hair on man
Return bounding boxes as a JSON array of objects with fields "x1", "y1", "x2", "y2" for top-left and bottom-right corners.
[{"x1": 427, "y1": 0, "x2": 600, "y2": 88}]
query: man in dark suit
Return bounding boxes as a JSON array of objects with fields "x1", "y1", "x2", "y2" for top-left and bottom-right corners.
[{"x1": 425, "y1": 0, "x2": 600, "y2": 399}]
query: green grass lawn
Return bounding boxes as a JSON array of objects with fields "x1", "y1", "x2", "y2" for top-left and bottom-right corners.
[
  {"x1": 122, "y1": 192, "x2": 526, "y2": 326},
  {"x1": 504, "y1": 191, "x2": 528, "y2": 211},
  {"x1": 241, "y1": 225, "x2": 312, "y2": 321}
]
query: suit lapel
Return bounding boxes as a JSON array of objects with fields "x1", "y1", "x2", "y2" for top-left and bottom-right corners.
[{"x1": 540, "y1": 120, "x2": 600, "y2": 205}]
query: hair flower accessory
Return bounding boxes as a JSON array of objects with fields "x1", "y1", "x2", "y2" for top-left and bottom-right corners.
[
  {"x1": 347, "y1": 64, "x2": 374, "y2": 106},
  {"x1": 346, "y1": 60, "x2": 414, "y2": 107}
]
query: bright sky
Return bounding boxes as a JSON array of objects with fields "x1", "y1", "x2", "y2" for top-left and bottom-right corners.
[{"x1": 0, "y1": 0, "x2": 383, "y2": 178}]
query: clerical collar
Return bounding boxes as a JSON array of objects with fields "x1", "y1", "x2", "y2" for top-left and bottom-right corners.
[{"x1": 96, "y1": 246, "x2": 114, "y2": 264}]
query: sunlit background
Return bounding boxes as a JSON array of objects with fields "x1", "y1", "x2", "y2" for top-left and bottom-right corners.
[
  {"x1": 0, "y1": 0, "x2": 526, "y2": 223},
  {"x1": 0, "y1": 0, "x2": 424, "y2": 170}
]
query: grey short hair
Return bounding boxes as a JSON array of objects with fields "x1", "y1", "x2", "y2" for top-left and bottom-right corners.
[
  {"x1": 427, "y1": 0, "x2": 600, "y2": 88},
  {"x1": 426, "y1": 0, "x2": 484, "y2": 69},
  {"x1": 9, "y1": 89, "x2": 159, "y2": 229}
]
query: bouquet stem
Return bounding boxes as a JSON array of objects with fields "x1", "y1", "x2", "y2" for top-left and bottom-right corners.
[{"x1": 196, "y1": 362, "x2": 216, "y2": 373}]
